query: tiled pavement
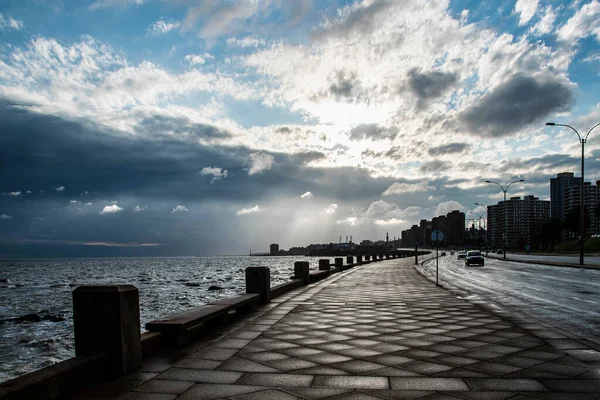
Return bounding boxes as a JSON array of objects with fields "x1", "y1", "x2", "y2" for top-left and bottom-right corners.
[{"x1": 73, "y1": 258, "x2": 600, "y2": 399}]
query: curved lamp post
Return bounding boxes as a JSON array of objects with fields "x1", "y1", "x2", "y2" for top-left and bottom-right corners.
[
  {"x1": 546, "y1": 122, "x2": 600, "y2": 266},
  {"x1": 485, "y1": 179, "x2": 525, "y2": 260},
  {"x1": 469, "y1": 210, "x2": 486, "y2": 247},
  {"x1": 474, "y1": 203, "x2": 489, "y2": 248}
]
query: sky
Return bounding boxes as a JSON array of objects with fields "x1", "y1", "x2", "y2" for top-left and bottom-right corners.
[{"x1": 1, "y1": 0, "x2": 600, "y2": 258}]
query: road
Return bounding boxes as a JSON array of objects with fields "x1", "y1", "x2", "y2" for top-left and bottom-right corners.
[{"x1": 417, "y1": 253, "x2": 600, "y2": 346}]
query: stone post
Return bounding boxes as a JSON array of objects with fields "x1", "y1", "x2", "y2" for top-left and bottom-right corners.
[
  {"x1": 294, "y1": 261, "x2": 310, "y2": 285},
  {"x1": 246, "y1": 266, "x2": 271, "y2": 303},
  {"x1": 357, "y1": 255, "x2": 363, "y2": 264},
  {"x1": 386, "y1": 254, "x2": 390, "y2": 259},
  {"x1": 346, "y1": 256, "x2": 353, "y2": 266},
  {"x1": 334, "y1": 257, "x2": 343, "y2": 270},
  {"x1": 365, "y1": 255, "x2": 370, "y2": 261},
  {"x1": 319, "y1": 259, "x2": 330, "y2": 272},
  {"x1": 73, "y1": 285, "x2": 141, "y2": 376}
]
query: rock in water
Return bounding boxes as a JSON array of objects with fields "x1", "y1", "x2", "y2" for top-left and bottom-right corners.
[{"x1": 208, "y1": 285, "x2": 223, "y2": 291}]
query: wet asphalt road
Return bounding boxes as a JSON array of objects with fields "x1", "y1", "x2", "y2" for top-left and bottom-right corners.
[{"x1": 417, "y1": 254, "x2": 600, "y2": 346}]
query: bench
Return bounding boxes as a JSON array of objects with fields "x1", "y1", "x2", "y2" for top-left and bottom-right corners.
[{"x1": 145, "y1": 293, "x2": 260, "y2": 346}]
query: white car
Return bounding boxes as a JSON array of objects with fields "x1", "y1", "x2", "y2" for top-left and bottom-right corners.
[{"x1": 457, "y1": 251, "x2": 467, "y2": 260}]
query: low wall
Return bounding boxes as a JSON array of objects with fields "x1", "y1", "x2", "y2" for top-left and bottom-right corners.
[{"x1": 0, "y1": 251, "x2": 404, "y2": 400}]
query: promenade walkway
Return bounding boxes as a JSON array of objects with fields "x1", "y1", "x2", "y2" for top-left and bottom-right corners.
[{"x1": 71, "y1": 258, "x2": 600, "y2": 399}]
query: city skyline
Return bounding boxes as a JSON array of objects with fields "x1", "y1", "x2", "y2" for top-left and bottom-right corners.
[{"x1": 1, "y1": 0, "x2": 600, "y2": 257}]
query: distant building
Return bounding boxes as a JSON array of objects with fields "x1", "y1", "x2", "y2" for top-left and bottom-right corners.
[
  {"x1": 488, "y1": 195, "x2": 550, "y2": 250},
  {"x1": 563, "y1": 180, "x2": 600, "y2": 237},
  {"x1": 550, "y1": 172, "x2": 581, "y2": 221},
  {"x1": 269, "y1": 243, "x2": 279, "y2": 255}
]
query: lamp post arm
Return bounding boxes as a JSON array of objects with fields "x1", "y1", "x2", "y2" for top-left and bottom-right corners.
[
  {"x1": 584, "y1": 122, "x2": 600, "y2": 141},
  {"x1": 551, "y1": 123, "x2": 582, "y2": 141}
]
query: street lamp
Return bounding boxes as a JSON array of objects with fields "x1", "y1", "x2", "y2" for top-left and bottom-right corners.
[
  {"x1": 485, "y1": 179, "x2": 525, "y2": 260},
  {"x1": 475, "y1": 203, "x2": 488, "y2": 248},
  {"x1": 546, "y1": 122, "x2": 600, "y2": 266},
  {"x1": 469, "y1": 210, "x2": 486, "y2": 247}
]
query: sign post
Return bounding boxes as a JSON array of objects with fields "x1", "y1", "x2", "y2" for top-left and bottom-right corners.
[{"x1": 431, "y1": 230, "x2": 444, "y2": 286}]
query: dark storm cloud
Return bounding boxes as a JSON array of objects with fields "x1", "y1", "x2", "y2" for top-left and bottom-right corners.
[
  {"x1": 459, "y1": 74, "x2": 573, "y2": 138},
  {"x1": 407, "y1": 68, "x2": 458, "y2": 100},
  {"x1": 419, "y1": 160, "x2": 452, "y2": 174},
  {"x1": 0, "y1": 101, "x2": 402, "y2": 257},
  {"x1": 428, "y1": 142, "x2": 470, "y2": 156},
  {"x1": 349, "y1": 124, "x2": 399, "y2": 141},
  {"x1": 137, "y1": 115, "x2": 231, "y2": 140}
]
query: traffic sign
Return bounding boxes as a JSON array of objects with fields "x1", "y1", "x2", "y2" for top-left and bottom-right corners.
[{"x1": 431, "y1": 230, "x2": 444, "y2": 242}]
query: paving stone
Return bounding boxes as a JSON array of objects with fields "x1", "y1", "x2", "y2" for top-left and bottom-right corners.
[
  {"x1": 389, "y1": 377, "x2": 469, "y2": 391},
  {"x1": 176, "y1": 358, "x2": 222, "y2": 369},
  {"x1": 268, "y1": 357, "x2": 320, "y2": 371},
  {"x1": 230, "y1": 388, "x2": 304, "y2": 400},
  {"x1": 538, "y1": 379, "x2": 600, "y2": 392},
  {"x1": 401, "y1": 361, "x2": 454, "y2": 375},
  {"x1": 118, "y1": 393, "x2": 178, "y2": 400},
  {"x1": 331, "y1": 360, "x2": 388, "y2": 373},
  {"x1": 177, "y1": 383, "x2": 266, "y2": 400},
  {"x1": 313, "y1": 375, "x2": 390, "y2": 389},
  {"x1": 463, "y1": 378, "x2": 548, "y2": 391},
  {"x1": 133, "y1": 379, "x2": 195, "y2": 394},
  {"x1": 237, "y1": 372, "x2": 314, "y2": 387},
  {"x1": 156, "y1": 368, "x2": 243, "y2": 383},
  {"x1": 281, "y1": 387, "x2": 353, "y2": 399},
  {"x1": 219, "y1": 356, "x2": 281, "y2": 372}
]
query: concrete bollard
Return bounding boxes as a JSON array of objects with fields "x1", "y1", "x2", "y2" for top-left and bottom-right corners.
[
  {"x1": 365, "y1": 255, "x2": 370, "y2": 261},
  {"x1": 346, "y1": 256, "x2": 353, "y2": 265},
  {"x1": 334, "y1": 258, "x2": 343, "y2": 270},
  {"x1": 357, "y1": 255, "x2": 363, "y2": 264},
  {"x1": 73, "y1": 285, "x2": 141, "y2": 376},
  {"x1": 386, "y1": 254, "x2": 390, "y2": 259},
  {"x1": 246, "y1": 266, "x2": 271, "y2": 303},
  {"x1": 294, "y1": 261, "x2": 310, "y2": 285},
  {"x1": 319, "y1": 259, "x2": 330, "y2": 272}
]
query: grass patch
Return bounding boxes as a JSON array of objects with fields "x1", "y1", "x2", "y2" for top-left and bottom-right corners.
[{"x1": 554, "y1": 237, "x2": 600, "y2": 253}]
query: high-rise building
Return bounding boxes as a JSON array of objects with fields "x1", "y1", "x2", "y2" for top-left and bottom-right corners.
[
  {"x1": 563, "y1": 180, "x2": 600, "y2": 236},
  {"x1": 269, "y1": 243, "x2": 279, "y2": 255},
  {"x1": 487, "y1": 195, "x2": 550, "y2": 250},
  {"x1": 550, "y1": 172, "x2": 581, "y2": 221}
]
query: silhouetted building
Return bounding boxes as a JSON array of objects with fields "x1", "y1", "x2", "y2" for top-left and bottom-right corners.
[
  {"x1": 488, "y1": 195, "x2": 550, "y2": 250},
  {"x1": 269, "y1": 243, "x2": 279, "y2": 255},
  {"x1": 550, "y1": 172, "x2": 581, "y2": 221}
]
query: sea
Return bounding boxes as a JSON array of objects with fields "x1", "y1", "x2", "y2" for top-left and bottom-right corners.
[{"x1": 0, "y1": 256, "x2": 325, "y2": 383}]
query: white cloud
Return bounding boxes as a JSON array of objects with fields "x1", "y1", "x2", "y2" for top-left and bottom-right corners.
[
  {"x1": 200, "y1": 166, "x2": 228, "y2": 183},
  {"x1": 300, "y1": 191, "x2": 313, "y2": 199},
  {"x1": 0, "y1": 214, "x2": 12, "y2": 220},
  {"x1": 89, "y1": 0, "x2": 144, "y2": 11},
  {"x1": 530, "y1": 6, "x2": 557, "y2": 36},
  {"x1": 236, "y1": 205, "x2": 263, "y2": 216},
  {"x1": 248, "y1": 152, "x2": 274, "y2": 175},
  {"x1": 25, "y1": 190, "x2": 31, "y2": 194},
  {"x1": 55, "y1": 186, "x2": 65, "y2": 192},
  {"x1": 0, "y1": 13, "x2": 23, "y2": 30},
  {"x1": 323, "y1": 204, "x2": 338, "y2": 215},
  {"x1": 336, "y1": 217, "x2": 360, "y2": 225},
  {"x1": 434, "y1": 201, "x2": 464, "y2": 217},
  {"x1": 374, "y1": 218, "x2": 405, "y2": 225},
  {"x1": 150, "y1": 19, "x2": 180, "y2": 35},
  {"x1": 514, "y1": 0, "x2": 539, "y2": 26},
  {"x1": 8, "y1": 191, "x2": 21, "y2": 196},
  {"x1": 227, "y1": 36, "x2": 266, "y2": 48},
  {"x1": 185, "y1": 54, "x2": 209, "y2": 65},
  {"x1": 557, "y1": 0, "x2": 600, "y2": 42},
  {"x1": 70, "y1": 200, "x2": 80, "y2": 204},
  {"x1": 100, "y1": 204, "x2": 123, "y2": 214},
  {"x1": 382, "y1": 181, "x2": 436, "y2": 196},
  {"x1": 133, "y1": 205, "x2": 147, "y2": 212},
  {"x1": 85, "y1": 202, "x2": 93, "y2": 206},
  {"x1": 172, "y1": 205, "x2": 189, "y2": 213}
]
